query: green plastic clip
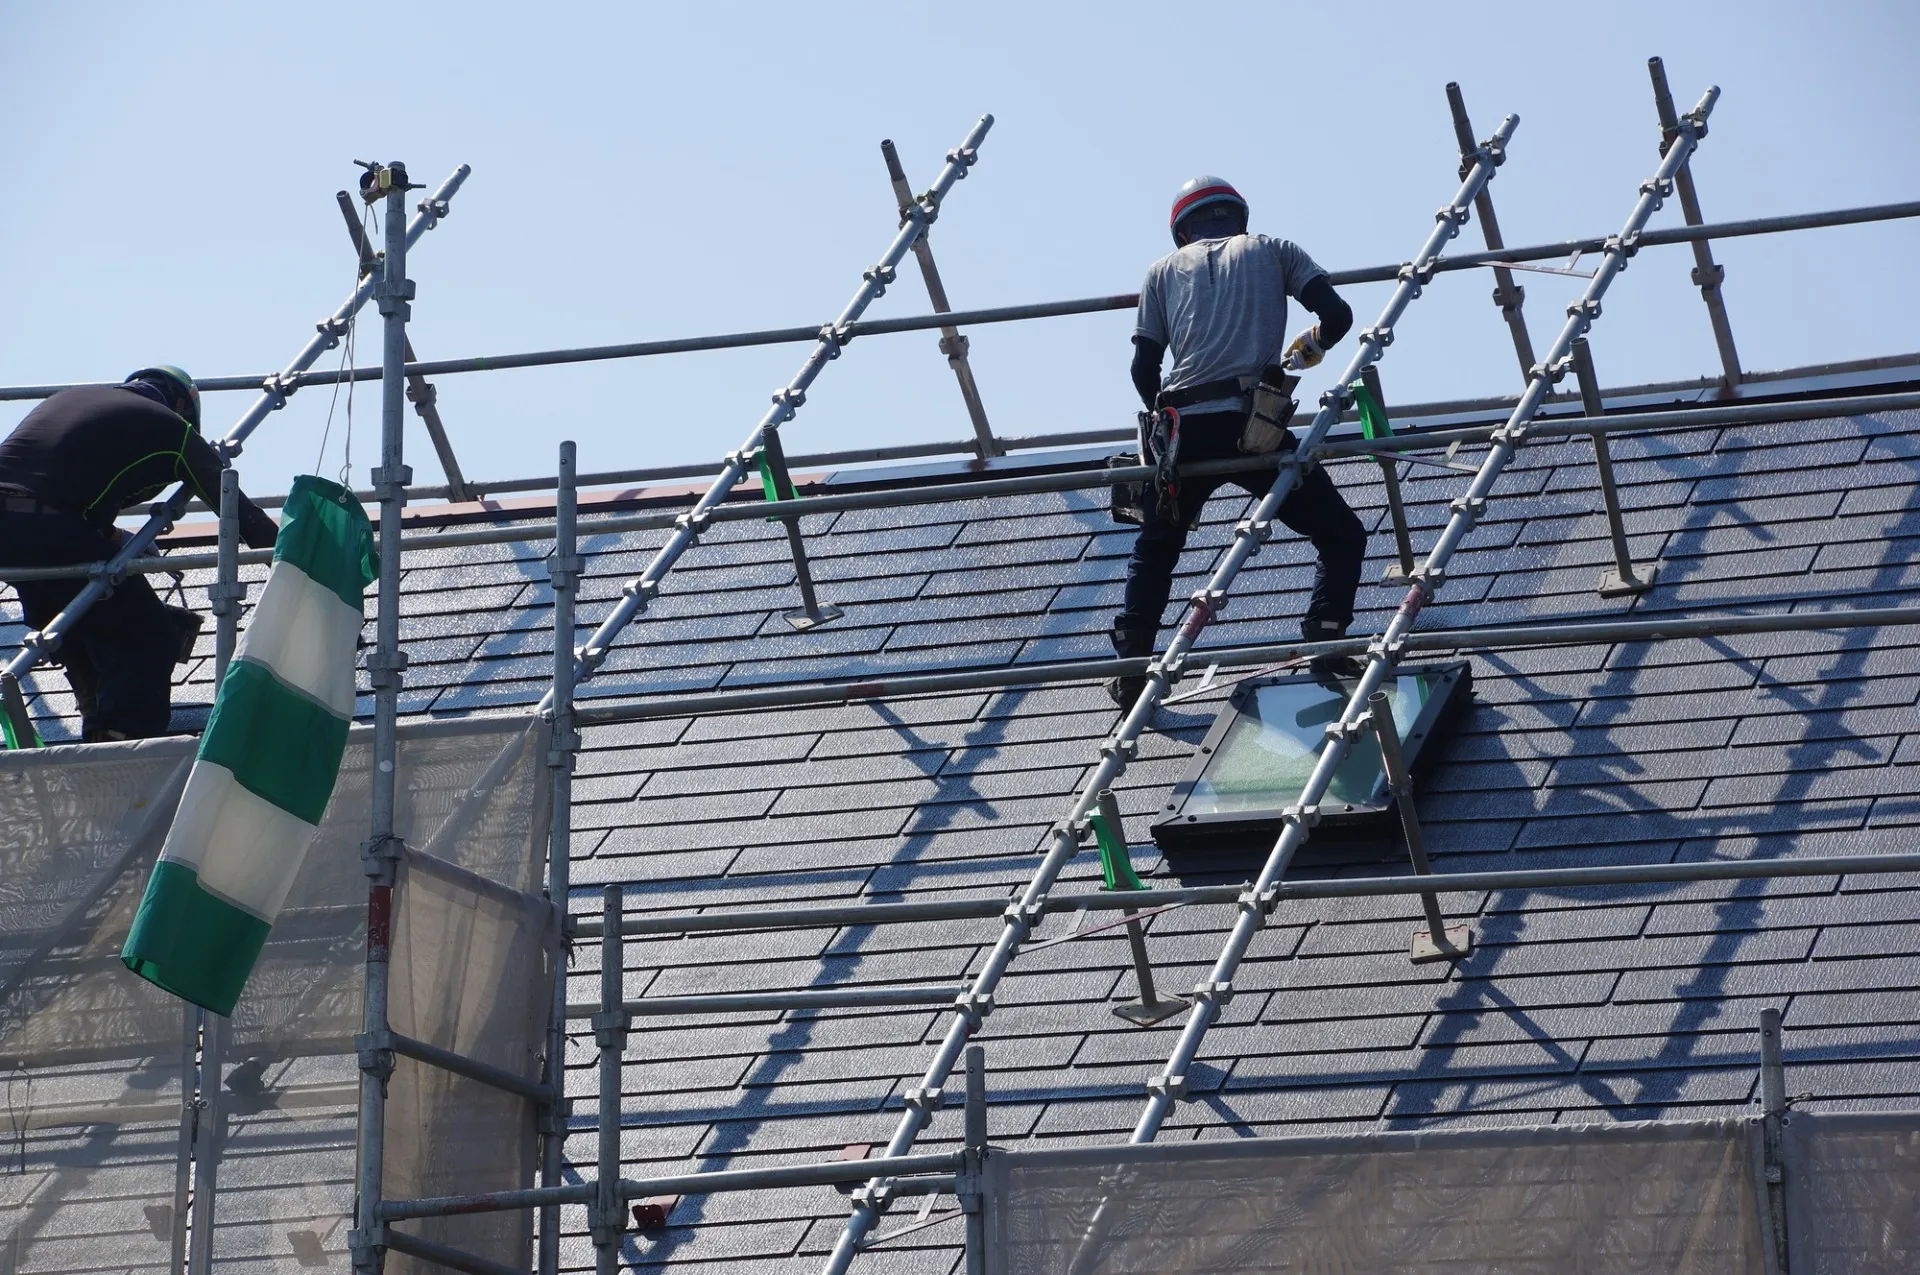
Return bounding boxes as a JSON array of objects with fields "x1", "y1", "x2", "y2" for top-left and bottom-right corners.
[
  {"x1": 755, "y1": 430, "x2": 798, "y2": 523},
  {"x1": 0, "y1": 675, "x2": 40, "y2": 750},
  {"x1": 1090, "y1": 808, "x2": 1146, "y2": 892},
  {"x1": 1350, "y1": 378, "x2": 1394, "y2": 441}
]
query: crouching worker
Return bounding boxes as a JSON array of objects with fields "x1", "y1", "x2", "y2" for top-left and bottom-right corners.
[
  {"x1": 1110, "y1": 177, "x2": 1369, "y2": 710},
  {"x1": 0, "y1": 367, "x2": 278, "y2": 741}
]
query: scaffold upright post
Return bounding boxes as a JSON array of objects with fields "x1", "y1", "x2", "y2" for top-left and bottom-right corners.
[
  {"x1": 554, "y1": 116, "x2": 990, "y2": 702},
  {"x1": 1650, "y1": 57, "x2": 1741, "y2": 390},
  {"x1": 351, "y1": 162, "x2": 417, "y2": 1275},
  {"x1": 819, "y1": 110, "x2": 1523, "y2": 1275},
  {"x1": 1447, "y1": 82, "x2": 1537, "y2": 381},
  {"x1": 336, "y1": 191, "x2": 474, "y2": 502},
  {"x1": 881, "y1": 139, "x2": 1002, "y2": 459},
  {"x1": 961, "y1": 1045, "x2": 988, "y2": 1275},
  {"x1": 1573, "y1": 338, "x2": 1656, "y2": 596},
  {"x1": 1366, "y1": 689, "x2": 1470, "y2": 963},
  {"x1": 538, "y1": 440, "x2": 580, "y2": 1275},
  {"x1": 1758, "y1": 1007, "x2": 1793, "y2": 1271},
  {"x1": 0, "y1": 164, "x2": 468, "y2": 697},
  {"x1": 212, "y1": 466, "x2": 244, "y2": 680},
  {"x1": 1120, "y1": 82, "x2": 1720, "y2": 1162},
  {"x1": 592, "y1": 884, "x2": 631, "y2": 1275}
]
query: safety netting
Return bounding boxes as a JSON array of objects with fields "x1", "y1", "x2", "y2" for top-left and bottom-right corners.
[
  {"x1": 984, "y1": 1121, "x2": 1773, "y2": 1274},
  {"x1": 1784, "y1": 1111, "x2": 1920, "y2": 1274},
  {"x1": 0, "y1": 717, "x2": 553, "y2": 1275}
]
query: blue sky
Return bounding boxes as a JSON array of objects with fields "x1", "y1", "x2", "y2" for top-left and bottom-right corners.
[{"x1": 3, "y1": 2, "x2": 1916, "y2": 499}]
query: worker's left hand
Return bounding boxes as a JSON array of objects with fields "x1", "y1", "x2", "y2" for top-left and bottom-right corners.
[{"x1": 1284, "y1": 327, "x2": 1327, "y2": 370}]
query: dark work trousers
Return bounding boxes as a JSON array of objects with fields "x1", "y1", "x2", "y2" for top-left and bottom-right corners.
[
  {"x1": 1114, "y1": 412, "x2": 1368, "y2": 656},
  {"x1": 0, "y1": 508, "x2": 177, "y2": 739}
]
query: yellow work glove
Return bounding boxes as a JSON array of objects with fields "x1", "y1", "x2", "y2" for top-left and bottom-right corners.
[{"x1": 1283, "y1": 327, "x2": 1327, "y2": 370}]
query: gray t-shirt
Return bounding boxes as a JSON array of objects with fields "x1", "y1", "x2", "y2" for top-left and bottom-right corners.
[{"x1": 1135, "y1": 233, "x2": 1328, "y2": 415}]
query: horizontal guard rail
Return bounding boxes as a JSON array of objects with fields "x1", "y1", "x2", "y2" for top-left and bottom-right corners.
[
  {"x1": 562, "y1": 984, "x2": 970, "y2": 1019},
  {"x1": 12, "y1": 383, "x2": 1920, "y2": 585},
  {"x1": 5, "y1": 197, "x2": 1911, "y2": 401},
  {"x1": 376, "y1": 1151, "x2": 967, "y2": 1221}
]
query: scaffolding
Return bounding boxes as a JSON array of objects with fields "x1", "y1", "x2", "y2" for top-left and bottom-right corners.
[{"x1": 2, "y1": 57, "x2": 1920, "y2": 1275}]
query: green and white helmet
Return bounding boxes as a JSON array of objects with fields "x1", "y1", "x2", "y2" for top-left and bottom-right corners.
[{"x1": 124, "y1": 365, "x2": 200, "y2": 429}]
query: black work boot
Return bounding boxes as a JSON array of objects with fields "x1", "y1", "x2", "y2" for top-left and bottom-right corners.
[
  {"x1": 1302, "y1": 618, "x2": 1364, "y2": 680},
  {"x1": 1106, "y1": 618, "x2": 1155, "y2": 713}
]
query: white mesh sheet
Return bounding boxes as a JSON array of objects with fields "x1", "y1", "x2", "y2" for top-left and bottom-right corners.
[
  {"x1": 384, "y1": 849, "x2": 555, "y2": 1275},
  {"x1": 1784, "y1": 1111, "x2": 1920, "y2": 1274},
  {"x1": 0, "y1": 716, "x2": 552, "y2": 1275},
  {"x1": 206, "y1": 718, "x2": 553, "y2": 1275},
  {"x1": 0, "y1": 737, "x2": 193, "y2": 1274},
  {"x1": 985, "y1": 1121, "x2": 1770, "y2": 1275}
]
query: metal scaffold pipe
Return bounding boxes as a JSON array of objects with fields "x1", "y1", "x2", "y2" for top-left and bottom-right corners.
[
  {"x1": 4, "y1": 195, "x2": 1907, "y2": 402},
  {"x1": 1119, "y1": 85, "x2": 1722, "y2": 1173},
  {"x1": 817, "y1": 109, "x2": 1524, "y2": 1275},
  {"x1": 537, "y1": 440, "x2": 578, "y2": 1275},
  {"x1": 350, "y1": 164, "x2": 417, "y2": 1275},
  {"x1": 0, "y1": 164, "x2": 469, "y2": 701},
  {"x1": 550, "y1": 115, "x2": 993, "y2": 703},
  {"x1": 8, "y1": 377, "x2": 1918, "y2": 592}
]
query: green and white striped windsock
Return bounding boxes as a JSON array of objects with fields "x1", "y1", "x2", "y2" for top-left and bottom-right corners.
[{"x1": 122, "y1": 476, "x2": 375, "y2": 1015}]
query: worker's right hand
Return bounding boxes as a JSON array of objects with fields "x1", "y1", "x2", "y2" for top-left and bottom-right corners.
[{"x1": 1284, "y1": 327, "x2": 1327, "y2": 370}]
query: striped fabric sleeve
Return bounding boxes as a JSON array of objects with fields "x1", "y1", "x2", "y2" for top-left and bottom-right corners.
[{"x1": 122, "y1": 476, "x2": 375, "y2": 1015}]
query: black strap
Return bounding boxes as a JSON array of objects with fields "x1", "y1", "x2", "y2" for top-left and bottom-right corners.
[{"x1": 1156, "y1": 376, "x2": 1250, "y2": 410}]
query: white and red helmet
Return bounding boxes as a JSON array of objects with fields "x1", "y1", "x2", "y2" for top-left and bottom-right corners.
[{"x1": 1169, "y1": 176, "x2": 1248, "y2": 244}]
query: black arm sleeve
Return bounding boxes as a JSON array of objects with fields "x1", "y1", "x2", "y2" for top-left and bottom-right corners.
[
  {"x1": 1130, "y1": 336, "x2": 1165, "y2": 409},
  {"x1": 180, "y1": 432, "x2": 279, "y2": 550},
  {"x1": 1299, "y1": 276, "x2": 1353, "y2": 347}
]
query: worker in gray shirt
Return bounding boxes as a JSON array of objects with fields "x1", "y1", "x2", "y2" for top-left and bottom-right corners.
[{"x1": 1110, "y1": 176, "x2": 1367, "y2": 708}]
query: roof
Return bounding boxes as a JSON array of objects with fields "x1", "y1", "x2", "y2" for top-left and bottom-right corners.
[{"x1": 6, "y1": 382, "x2": 1920, "y2": 1272}]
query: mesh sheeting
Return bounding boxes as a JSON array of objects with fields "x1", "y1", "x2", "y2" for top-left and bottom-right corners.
[
  {"x1": 985, "y1": 1121, "x2": 1770, "y2": 1275},
  {"x1": 1784, "y1": 1111, "x2": 1920, "y2": 1274},
  {"x1": 385, "y1": 849, "x2": 556, "y2": 1275},
  {"x1": 0, "y1": 718, "x2": 552, "y2": 1275},
  {"x1": 0, "y1": 737, "x2": 193, "y2": 1274},
  {"x1": 207, "y1": 718, "x2": 552, "y2": 1275}
]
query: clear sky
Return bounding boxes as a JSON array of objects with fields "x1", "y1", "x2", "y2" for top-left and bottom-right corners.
[{"x1": 3, "y1": 1, "x2": 1916, "y2": 499}]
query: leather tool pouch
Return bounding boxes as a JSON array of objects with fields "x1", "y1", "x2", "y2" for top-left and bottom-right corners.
[{"x1": 1239, "y1": 364, "x2": 1300, "y2": 454}]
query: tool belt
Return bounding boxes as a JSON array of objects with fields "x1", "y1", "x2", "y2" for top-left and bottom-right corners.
[
  {"x1": 1155, "y1": 365, "x2": 1300, "y2": 456},
  {"x1": 1110, "y1": 406, "x2": 1191, "y2": 528}
]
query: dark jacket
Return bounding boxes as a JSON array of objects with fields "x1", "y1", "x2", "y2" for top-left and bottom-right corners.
[{"x1": 0, "y1": 386, "x2": 277, "y2": 547}]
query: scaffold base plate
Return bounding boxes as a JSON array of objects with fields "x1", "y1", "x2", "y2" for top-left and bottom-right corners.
[
  {"x1": 1113, "y1": 996, "x2": 1190, "y2": 1026},
  {"x1": 1597, "y1": 562, "x2": 1659, "y2": 597},
  {"x1": 784, "y1": 604, "x2": 845, "y2": 632},
  {"x1": 1411, "y1": 924, "x2": 1474, "y2": 964}
]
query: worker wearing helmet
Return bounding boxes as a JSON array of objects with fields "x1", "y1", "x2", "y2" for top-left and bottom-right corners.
[
  {"x1": 1110, "y1": 177, "x2": 1368, "y2": 708},
  {"x1": 0, "y1": 368, "x2": 278, "y2": 741}
]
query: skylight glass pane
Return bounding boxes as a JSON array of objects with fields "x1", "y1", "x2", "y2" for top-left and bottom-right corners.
[{"x1": 1182, "y1": 671, "x2": 1440, "y2": 817}]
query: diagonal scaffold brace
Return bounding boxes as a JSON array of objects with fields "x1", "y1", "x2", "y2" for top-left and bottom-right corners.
[
  {"x1": 0, "y1": 164, "x2": 471, "y2": 723},
  {"x1": 548, "y1": 116, "x2": 993, "y2": 705},
  {"x1": 816, "y1": 109, "x2": 1524, "y2": 1275},
  {"x1": 1081, "y1": 82, "x2": 1721, "y2": 1248}
]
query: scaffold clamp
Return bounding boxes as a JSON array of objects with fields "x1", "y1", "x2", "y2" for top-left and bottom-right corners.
[
  {"x1": 1146, "y1": 1073, "x2": 1188, "y2": 1100},
  {"x1": 1238, "y1": 884, "x2": 1281, "y2": 917},
  {"x1": 591, "y1": 1007, "x2": 632, "y2": 1050},
  {"x1": 1281, "y1": 803, "x2": 1321, "y2": 830},
  {"x1": 953, "y1": 992, "x2": 993, "y2": 1027},
  {"x1": 903, "y1": 1086, "x2": 944, "y2": 1111}
]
